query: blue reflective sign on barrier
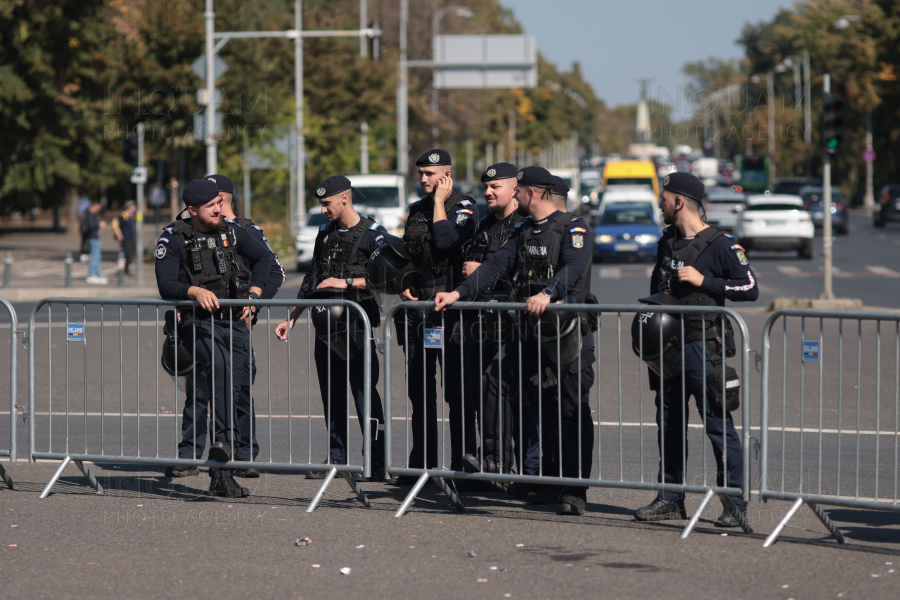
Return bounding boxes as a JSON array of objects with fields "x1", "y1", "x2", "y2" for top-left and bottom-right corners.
[
  {"x1": 802, "y1": 340, "x2": 819, "y2": 362},
  {"x1": 67, "y1": 323, "x2": 84, "y2": 342},
  {"x1": 423, "y1": 328, "x2": 443, "y2": 349}
]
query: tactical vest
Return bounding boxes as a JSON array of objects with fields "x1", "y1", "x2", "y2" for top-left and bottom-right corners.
[
  {"x1": 404, "y1": 193, "x2": 473, "y2": 276},
  {"x1": 657, "y1": 225, "x2": 728, "y2": 329},
  {"x1": 463, "y1": 212, "x2": 524, "y2": 264},
  {"x1": 165, "y1": 218, "x2": 252, "y2": 300},
  {"x1": 301, "y1": 217, "x2": 375, "y2": 296},
  {"x1": 516, "y1": 212, "x2": 590, "y2": 304}
]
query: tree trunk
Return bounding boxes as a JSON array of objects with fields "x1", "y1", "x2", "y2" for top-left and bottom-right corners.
[{"x1": 65, "y1": 187, "x2": 80, "y2": 234}]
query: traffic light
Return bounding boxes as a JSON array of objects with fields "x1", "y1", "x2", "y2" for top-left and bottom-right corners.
[
  {"x1": 123, "y1": 134, "x2": 138, "y2": 165},
  {"x1": 823, "y1": 94, "x2": 843, "y2": 155}
]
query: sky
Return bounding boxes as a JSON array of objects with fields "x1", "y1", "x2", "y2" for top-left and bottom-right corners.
[{"x1": 507, "y1": 0, "x2": 795, "y2": 115}]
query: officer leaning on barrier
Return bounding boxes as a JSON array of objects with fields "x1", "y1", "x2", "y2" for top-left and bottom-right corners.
[
  {"x1": 435, "y1": 166, "x2": 598, "y2": 516},
  {"x1": 632, "y1": 172, "x2": 758, "y2": 527},
  {"x1": 550, "y1": 176, "x2": 569, "y2": 213},
  {"x1": 214, "y1": 173, "x2": 285, "y2": 478},
  {"x1": 392, "y1": 149, "x2": 479, "y2": 481},
  {"x1": 458, "y1": 162, "x2": 529, "y2": 491},
  {"x1": 156, "y1": 178, "x2": 274, "y2": 498},
  {"x1": 274, "y1": 175, "x2": 392, "y2": 482}
]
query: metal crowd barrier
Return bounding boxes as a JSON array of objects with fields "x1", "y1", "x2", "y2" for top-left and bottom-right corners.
[
  {"x1": 0, "y1": 297, "x2": 19, "y2": 490},
  {"x1": 26, "y1": 297, "x2": 374, "y2": 511},
  {"x1": 383, "y1": 301, "x2": 753, "y2": 537},
  {"x1": 759, "y1": 309, "x2": 900, "y2": 547}
]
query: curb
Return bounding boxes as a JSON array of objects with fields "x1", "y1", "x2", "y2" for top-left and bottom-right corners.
[
  {"x1": 0, "y1": 288, "x2": 160, "y2": 303},
  {"x1": 767, "y1": 297, "x2": 864, "y2": 312}
]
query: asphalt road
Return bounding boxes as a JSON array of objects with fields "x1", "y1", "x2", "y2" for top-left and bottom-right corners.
[{"x1": 0, "y1": 210, "x2": 899, "y2": 598}]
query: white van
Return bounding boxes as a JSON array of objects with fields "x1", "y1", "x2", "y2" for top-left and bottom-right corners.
[
  {"x1": 346, "y1": 173, "x2": 408, "y2": 235},
  {"x1": 598, "y1": 187, "x2": 662, "y2": 225}
]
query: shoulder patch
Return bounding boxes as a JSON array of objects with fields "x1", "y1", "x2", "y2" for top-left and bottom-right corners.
[
  {"x1": 455, "y1": 212, "x2": 470, "y2": 226},
  {"x1": 459, "y1": 208, "x2": 474, "y2": 214},
  {"x1": 730, "y1": 244, "x2": 749, "y2": 265},
  {"x1": 223, "y1": 218, "x2": 235, "y2": 223},
  {"x1": 252, "y1": 224, "x2": 264, "y2": 232},
  {"x1": 459, "y1": 199, "x2": 473, "y2": 207},
  {"x1": 164, "y1": 227, "x2": 174, "y2": 234},
  {"x1": 155, "y1": 244, "x2": 167, "y2": 259},
  {"x1": 158, "y1": 237, "x2": 169, "y2": 244},
  {"x1": 571, "y1": 233, "x2": 584, "y2": 249},
  {"x1": 319, "y1": 223, "x2": 329, "y2": 231},
  {"x1": 569, "y1": 227, "x2": 587, "y2": 233},
  {"x1": 368, "y1": 221, "x2": 381, "y2": 230}
]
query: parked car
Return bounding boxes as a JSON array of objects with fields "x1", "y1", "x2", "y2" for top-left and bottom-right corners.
[
  {"x1": 592, "y1": 203, "x2": 660, "y2": 262},
  {"x1": 774, "y1": 177, "x2": 822, "y2": 196},
  {"x1": 873, "y1": 184, "x2": 900, "y2": 228},
  {"x1": 295, "y1": 212, "x2": 329, "y2": 270},
  {"x1": 734, "y1": 194, "x2": 814, "y2": 259},
  {"x1": 703, "y1": 188, "x2": 747, "y2": 231},
  {"x1": 798, "y1": 186, "x2": 849, "y2": 234}
]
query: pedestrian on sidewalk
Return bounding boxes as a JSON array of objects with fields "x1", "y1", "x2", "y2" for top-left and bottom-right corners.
[
  {"x1": 111, "y1": 201, "x2": 137, "y2": 275},
  {"x1": 76, "y1": 192, "x2": 91, "y2": 262},
  {"x1": 84, "y1": 200, "x2": 108, "y2": 284}
]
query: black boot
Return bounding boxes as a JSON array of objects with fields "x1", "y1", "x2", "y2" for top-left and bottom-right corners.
[
  {"x1": 305, "y1": 459, "x2": 346, "y2": 479},
  {"x1": 208, "y1": 441, "x2": 234, "y2": 463},
  {"x1": 634, "y1": 498, "x2": 687, "y2": 521},
  {"x1": 164, "y1": 465, "x2": 199, "y2": 478},
  {"x1": 558, "y1": 488, "x2": 587, "y2": 516},
  {"x1": 209, "y1": 476, "x2": 250, "y2": 498},
  {"x1": 233, "y1": 457, "x2": 260, "y2": 478},
  {"x1": 714, "y1": 499, "x2": 747, "y2": 528}
]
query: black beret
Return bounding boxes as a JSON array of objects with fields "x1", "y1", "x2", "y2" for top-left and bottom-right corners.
[
  {"x1": 206, "y1": 174, "x2": 234, "y2": 195},
  {"x1": 415, "y1": 148, "x2": 452, "y2": 167},
  {"x1": 662, "y1": 172, "x2": 705, "y2": 203},
  {"x1": 481, "y1": 162, "x2": 518, "y2": 183},
  {"x1": 182, "y1": 178, "x2": 220, "y2": 206},
  {"x1": 551, "y1": 176, "x2": 569, "y2": 197},
  {"x1": 315, "y1": 175, "x2": 352, "y2": 199},
  {"x1": 516, "y1": 166, "x2": 554, "y2": 188}
]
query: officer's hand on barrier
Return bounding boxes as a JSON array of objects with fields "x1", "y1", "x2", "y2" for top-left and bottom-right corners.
[
  {"x1": 190, "y1": 287, "x2": 220, "y2": 312},
  {"x1": 275, "y1": 319, "x2": 293, "y2": 341},
  {"x1": 677, "y1": 265, "x2": 705, "y2": 287},
  {"x1": 434, "y1": 291, "x2": 460, "y2": 312},
  {"x1": 240, "y1": 306, "x2": 252, "y2": 330},
  {"x1": 317, "y1": 277, "x2": 349, "y2": 290},
  {"x1": 402, "y1": 288, "x2": 418, "y2": 301},
  {"x1": 525, "y1": 292, "x2": 551, "y2": 316},
  {"x1": 461, "y1": 261, "x2": 481, "y2": 278}
]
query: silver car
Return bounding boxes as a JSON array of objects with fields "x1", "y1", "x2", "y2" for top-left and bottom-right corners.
[{"x1": 702, "y1": 188, "x2": 747, "y2": 231}]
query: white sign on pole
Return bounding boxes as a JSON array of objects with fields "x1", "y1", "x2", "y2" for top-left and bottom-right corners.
[
  {"x1": 130, "y1": 166, "x2": 148, "y2": 185},
  {"x1": 191, "y1": 53, "x2": 230, "y2": 81},
  {"x1": 433, "y1": 35, "x2": 537, "y2": 89}
]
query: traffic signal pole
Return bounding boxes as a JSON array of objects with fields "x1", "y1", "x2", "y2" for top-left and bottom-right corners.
[
  {"x1": 136, "y1": 122, "x2": 145, "y2": 287},
  {"x1": 821, "y1": 74, "x2": 834, "y2": 300}
]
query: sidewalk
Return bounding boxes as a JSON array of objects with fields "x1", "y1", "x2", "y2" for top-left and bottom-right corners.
[{"x1": 0, "y1": 227, "x2": 158, "y2": 302}]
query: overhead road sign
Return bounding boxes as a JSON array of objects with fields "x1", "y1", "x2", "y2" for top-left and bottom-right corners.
[{"x1": 432, "y1": 35, "x2": 537, "y2": 89}]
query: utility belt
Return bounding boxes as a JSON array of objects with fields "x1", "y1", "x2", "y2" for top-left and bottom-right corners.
[{"x1": 181, "y1": 306, "x2": 246, "y2": 324}]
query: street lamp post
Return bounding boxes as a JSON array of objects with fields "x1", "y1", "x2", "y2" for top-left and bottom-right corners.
[
  {"x1": 752, "y1": 71, "x2": 776, "y2": 189},
  {"x1": 430, "y1": 5, "x2": 473, "y2": 147},
  {"x1": 781, "y1": 54, "x2": 811, "y2": 176},
  {"x1": 835, "y1": 14, "x2": 875, "y2": 212}
]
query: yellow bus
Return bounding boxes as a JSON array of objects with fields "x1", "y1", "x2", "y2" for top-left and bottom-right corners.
[{"x1": 601, "y1": 160, "x2": 659, "y2": 198}]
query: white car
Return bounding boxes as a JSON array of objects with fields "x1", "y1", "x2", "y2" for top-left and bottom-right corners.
[
  {"x1": 703, "y1": 188, "x2": 746, "y2": 231},
  {"x1": 598, "y1": 187, "x2": 662, "y2": 225},
  {"x1": 734, "y1": 194, "x2": 814, "y2": 259},
  {"x1": 295, "y1": 212, "x2": 329, "y2": 270}
]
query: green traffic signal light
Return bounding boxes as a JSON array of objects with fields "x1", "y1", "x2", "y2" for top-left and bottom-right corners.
[{"x1": 823, "y1": 94, "x2": 843, "y2": 155}]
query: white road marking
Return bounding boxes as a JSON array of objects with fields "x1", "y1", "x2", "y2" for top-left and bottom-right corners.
[
  {"x1": 866, "y1": 265, "x2": 900, "y2": 277},
  {"x1": 599, "y1": 267, "x2": 621, "y2": 279},
  {"x1": 776, "y1": 265, "x2": 806, "y2": 276},
  {"x1": 832, "y1": 266, "x2": 853, "y2": 278}
]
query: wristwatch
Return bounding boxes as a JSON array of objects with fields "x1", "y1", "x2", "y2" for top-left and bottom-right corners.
[
  {"x1": 345, "y1": 277, "x2": 354, "y2": 288},
  {"x1": 541, "y1": 289, "x2": 553, "y2": 299}
]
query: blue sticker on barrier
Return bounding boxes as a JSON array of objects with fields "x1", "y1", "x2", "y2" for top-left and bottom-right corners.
[
  {"x1": 67, "y1": 323, "x2": 84, "y2": 342},
  {"x1": 423, "y1": 328, "x2": 443, "y2": 349},
  {"x1": 802, "y1": 340, "x2": 819, "y2": 362}
]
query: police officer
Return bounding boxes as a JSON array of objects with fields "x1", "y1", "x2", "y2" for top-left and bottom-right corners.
[
  {"x1": 395, "y1": 149, "x2": 478, "y2": 482},
  {"x1": 459, "y1": 163, "x2": 532, "y2": 491},
  {"x1": 550, "y1": 176, "x2": 569, "y2": 213},
  {"x1": 435, "y1": 166, "x2": 596, "y2": 516},
  {"x1": 214, "y1": 173, "x2": 285, "y2": 477},
  {"x1": 156, "y1": 178, "x2": 274, "y2": 498},
  {"x1": 633, "y1": 172, "x2": 758, "y2": 526},
  {"x1": 274, "y1": 176, "x2": 391, "y2": 481}
]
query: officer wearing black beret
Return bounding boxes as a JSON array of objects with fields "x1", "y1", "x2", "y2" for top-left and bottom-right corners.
[
  {"x1": 156, "y1": 178, "x2": 274, "y2": 497},
  {"x1": 275, "y1": 175, "x2": 392, "y2": 481},
  {"x1": 633, "y1": 171, "x2": 758, "y2": 526},
  {"x1": 550, "y1": 176, "x2": 570, "y2": 212},
  {"x1": 395, "y1": 149, "x2": 479, "y2": 483},
  {"x1": 436, "y1": 166, "x2": 597, "y2": 515}
]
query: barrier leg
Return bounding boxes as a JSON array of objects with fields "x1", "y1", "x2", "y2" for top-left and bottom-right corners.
[
  {"x1": 394, "y1": 472, "x2": 430, "y2": 518},
  {"x1": 0, "y1": 462, "x2": 16, "y2": 490},
  {"x1": 807, "y1": 501, "x2": 848, "y2": 545},
  {"x1": 763, "y1": 497, "x2": 805, "y2": 547},
  {"x1": 680, "y1": 489, "x2": 716, "y2": 539},
  {"x1": 73, "y1": 459, "x2": 104, "y2": 495},
  {"x1": 39, "y1": 456, "x2": 72, "y2": 499},
  {"x1": 720, "y1": 494, "x2": 753, "y2": 534},
  {"x1": 432, "y1": 475, "x2": 467, "y2": 514},
  {"x1": 306, "y1": 466, "x2": 338, "y2": 513},
  {"x1": 339, "y1": 471, "x2": 372, "y2": 508}
]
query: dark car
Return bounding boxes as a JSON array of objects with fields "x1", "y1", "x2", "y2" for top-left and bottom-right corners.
[
  {"x1": 799, "y1": 186, "x2": 849, "y2": 234},
  {"x1": 874, "y1": 184, "x2": 900, "y2": 228},
  {"x1": 774, "y1": 177, "x2": 823, "y2": 197},
  {"x1": 592, "y1": 203, "x2": 660, "y2": 262}
]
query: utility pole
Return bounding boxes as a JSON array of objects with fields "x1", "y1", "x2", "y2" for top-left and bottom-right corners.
[
  {"x1": 294, "y1": 0, "x2": 305, "y2": 232},
  {"x1": 360, "y1": 121, "x2": 370, "y2": 174},
  {"x1": 359, "y1": 0, "x2": 367, "y2": 58},
  {"x1": 767, "y1": 70, "x2": 775, "y2": 190},
  {"x1": 397, "y1": 0, "x2": 409, "y2": 179},
  {"x1": 136, "y1": 122, "x2": 145, "y2": 287},
  {"x1": 242, "y1": 142, "x2": 251, "y2": 219},
  {"x1": 204, "y1": 0, "x2": 217, "y2": 175},
  {"x1": 804, "y1": 52, "x2": 812, "y2": 177},
  {"x1": 822, "y1": 74, "x2": 834, "y2": 301}
]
